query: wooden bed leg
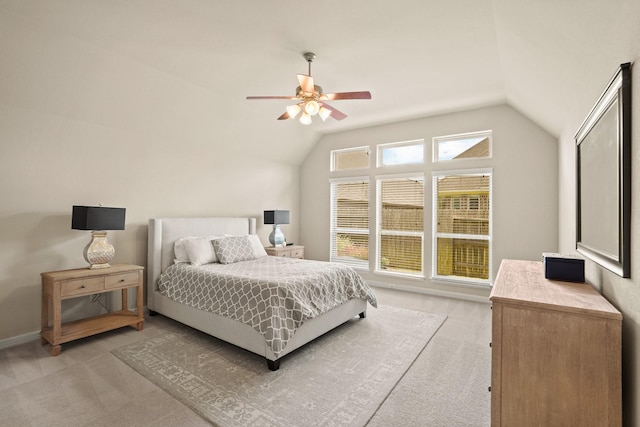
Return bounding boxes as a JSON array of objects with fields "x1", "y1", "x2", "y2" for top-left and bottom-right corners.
[
  {"x1": 267, "y1": 359, "x2": 280, "y2": 371},
  {"x1": 359, "y1": 311, "x2": 366, "y2": 319}
]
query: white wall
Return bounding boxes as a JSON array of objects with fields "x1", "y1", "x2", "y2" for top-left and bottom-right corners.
[
  {"x1": 0, "y1": 42, "x2": 300, "y2": 342},
  {"x1": 0, "y1": 106, "x2": 300, "y2": 341},
  {"x1": 300, "y1": 104, "x2": 558, "y2": 299},
  {"x1": 558, "y1": 63, "x2": 640, "y2": 426}
]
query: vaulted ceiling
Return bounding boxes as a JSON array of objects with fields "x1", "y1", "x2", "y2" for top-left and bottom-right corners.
[{"x1": 2, "y1": 0, "x2": 639, "y2": 164}]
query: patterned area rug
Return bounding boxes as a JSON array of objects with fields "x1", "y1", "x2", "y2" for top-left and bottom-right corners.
[{"x1": 112, "y1": 305, "x2": 445, "y2": 427}]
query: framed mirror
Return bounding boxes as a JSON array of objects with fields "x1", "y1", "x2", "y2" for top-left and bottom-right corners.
[{"x1": 575, "y1": 63, "x2": 631, "y2": 278}]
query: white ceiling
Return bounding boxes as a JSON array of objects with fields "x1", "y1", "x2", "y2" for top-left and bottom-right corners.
[{"x1": 2, "y1": 0, "x2": 639, "y2": 164}]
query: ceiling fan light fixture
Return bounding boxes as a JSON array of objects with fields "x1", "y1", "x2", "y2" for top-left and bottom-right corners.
[
  {"x1": 318, "y1": 107, "x2": 331, "y2": 121},
  {"x1": 286, "y1": 104, "x2": 301, "y2": 119},
  {"x1": 299, "y1": 112, "x2": 312, "y2": 125},
  {"x1": 246, "y1": 51, "x2": 371, "y2": 124},
  {"x1": 304, "y1": 100, "x2": 320, "y2": 116}
]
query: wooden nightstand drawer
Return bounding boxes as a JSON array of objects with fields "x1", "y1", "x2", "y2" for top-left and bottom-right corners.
[
  {"x1": 290, "y1": 248, "x2": 304, "y2": 258},
  {"x1": 265, "y1": 245, "x2": 305, "y2": 259},
  {"x1": 105, "y1": 272, "x2": 139, "y2": 289},
  {"x1": 61, "y1": 277, "x2": 104, "y2": 297}
]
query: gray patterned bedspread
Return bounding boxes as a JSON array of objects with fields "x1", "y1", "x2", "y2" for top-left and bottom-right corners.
[{"x1": 157, "y1": 256, "x2": 377, "y2": 357}]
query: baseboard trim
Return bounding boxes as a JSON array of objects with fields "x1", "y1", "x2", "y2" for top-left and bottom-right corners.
[
  {"x1": 369, "y1": 280, "x2": 491, "y2": 304},
  {"x1": 0, "y1": 305, "x2": 150, "y2": 352},
  {"x1": 0, "y1": 330, "x2": 40, "y2": 351}
]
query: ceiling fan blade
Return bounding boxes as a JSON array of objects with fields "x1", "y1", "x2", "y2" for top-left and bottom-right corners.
[
  {"x1": 320, "y1": 91, "x2": 372, "y2": 101},
  {"x1": 297, "y1": 74, "x2": 315, "y2": 93},
  {"x1": 246, "y1": 95, "x2": 298, "y2": 100},
  {"x1": 277, "y1": 111, "x2": 290, "y2": 120},
  {"x1": 321, "y1": 103, "x2": 347, "y2": 120}
]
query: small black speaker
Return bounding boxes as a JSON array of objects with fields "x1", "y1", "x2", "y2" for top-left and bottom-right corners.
[{"x1": 542, "y1": 253, "x2": 585, "y2": 283}]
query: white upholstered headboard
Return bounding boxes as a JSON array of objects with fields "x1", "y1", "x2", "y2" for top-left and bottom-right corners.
[{"x1": 147, "y1": 217, "x2": 257, "y2": 309}]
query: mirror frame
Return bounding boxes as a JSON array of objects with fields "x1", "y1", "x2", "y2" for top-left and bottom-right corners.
[{"x1": 575, "y1": 62, "x2": 631, "y2": 278}]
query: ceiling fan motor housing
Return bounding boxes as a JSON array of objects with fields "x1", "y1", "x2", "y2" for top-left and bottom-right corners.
[{"x1": 296, "y1": 85, "x2": 323, "y2": 99}]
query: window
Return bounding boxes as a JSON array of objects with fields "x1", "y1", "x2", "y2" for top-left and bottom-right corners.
[
  {"x1": 433, "y1": 170, "x2": 491, "y2": 283},
  {"x1": 433, "y1": 130, "x2": 492, "y2": 162},
  {"x1": 377, "y1": 140, "x2": 424, "y2": 167},
  {"x1": 377, "y1": 175, "x2": 424, "y2": 276},
  {"x1": 330, "y1": 179, "x2": 369, "y2": 269},
  {"x1": 331, "y1": 147, "x2": 370, "y2": 171}
]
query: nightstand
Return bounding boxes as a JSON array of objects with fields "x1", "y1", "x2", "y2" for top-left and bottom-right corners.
[
  {"x1": 40, "y1": 264, "x2": 144, "y2": 356},
  {"x1": 265, "y1": 245, "x2": 304, "y2": 259}
]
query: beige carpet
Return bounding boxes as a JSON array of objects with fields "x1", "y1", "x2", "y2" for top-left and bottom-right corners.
[
  {"x1": 367, "y1": 336, "x2": 491, "y2": 426},
  {"x1": 113, "y1": 305, "x2": 445, "y2": 427}
]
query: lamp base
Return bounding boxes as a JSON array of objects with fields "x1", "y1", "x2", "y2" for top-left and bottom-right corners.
[
  {"x1": 268, "y1": 225, "x2": 286, "y2": 247},
  {"x1": 84, "y1": 231, "x2": 115, "y2": 269}
]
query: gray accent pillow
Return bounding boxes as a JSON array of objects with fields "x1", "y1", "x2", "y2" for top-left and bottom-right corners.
[{"x1": 213, "y1": 236, "x2": 256, "y2": 264}]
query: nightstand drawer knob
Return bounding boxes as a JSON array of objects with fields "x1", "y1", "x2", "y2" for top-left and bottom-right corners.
[{"x1": 81, "y1": 285, "x2": 85, "y2": 288}]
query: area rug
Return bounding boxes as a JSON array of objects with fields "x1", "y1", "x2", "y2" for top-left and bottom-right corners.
[{"x1": 112, "y1": 305, "x2": 445, "y2": 427}]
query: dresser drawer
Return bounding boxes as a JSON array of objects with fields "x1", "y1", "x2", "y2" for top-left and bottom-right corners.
[
  {"x1": 278, "y1": 251, "x2": 291, "y2": 257},
  {"x1": 61, "y1": 277, "x2": 104, "y2": 297},
  {"x1": 105, "y1": 271, "x2": 139, "y2": 290}
]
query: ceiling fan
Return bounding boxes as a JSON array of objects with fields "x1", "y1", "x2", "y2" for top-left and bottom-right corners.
[{"x1": 246, "y1": 52, "x2": 372, "y2": 125}]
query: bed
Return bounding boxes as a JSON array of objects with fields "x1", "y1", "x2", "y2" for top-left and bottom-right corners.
[{"x1": 147, "y1": 217, "x2": 377, "y2": 370}]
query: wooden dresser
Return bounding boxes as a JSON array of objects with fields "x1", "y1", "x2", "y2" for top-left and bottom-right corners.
[{"x1": 490, "y1": 259, "x2": 621, "y2": 427}]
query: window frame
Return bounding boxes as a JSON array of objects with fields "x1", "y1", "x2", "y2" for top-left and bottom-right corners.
[
  {"x1": 431, "y1": 168, "x2": 493, "y2": 286},
  {"x1": 432, "y1": 130, "x2": 492, "y2": 163},
  {"x1": 329, "y1": 177, "x2": 370, "y2": 270},
  {"x1": 376, "y1": 139, "x2": 425, "y2": 168},
  {"x1": 375, "y1": 173, "x2": 425, "y2": 278},
  {"x1": 330, "y1": 146, "x2": 371, "y2": 172}
]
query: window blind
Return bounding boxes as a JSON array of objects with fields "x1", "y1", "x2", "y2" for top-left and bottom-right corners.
[
  {"x1": 433, "y1": 171, "x2": 491, "y2": 281},
  {"x1": 331, "y1": 147, "x2": 370, "y2": 171},
  {"x1": 330, "y1": 179, "x2": 369, "y2": 268},
  {"x1": 377, "y1": 176, "x2": 424, "y2": 275}
]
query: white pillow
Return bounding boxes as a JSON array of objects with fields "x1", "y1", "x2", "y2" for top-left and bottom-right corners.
[
  {"x1": 248, "y1": 234, "x2": 268, "y2": 258},
  {"x1": 174, "y1": 237, "x2": 196, "y2": 263},
  {"x1": 183, "y1": 237, "x2": 218, "y2": 266}
]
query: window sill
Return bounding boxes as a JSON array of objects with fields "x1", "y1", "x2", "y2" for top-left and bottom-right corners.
[
  {"x1": 374, "y1": 269, "x2": 425, "y2": 281},
  {"x1": 430, "y1": 275, "x2": 492, "y2": 288}
]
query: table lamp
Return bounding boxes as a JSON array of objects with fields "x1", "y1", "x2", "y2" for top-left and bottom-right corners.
[
  {"x1": 264, "y1": 210, "x2": 290, "y2": 247},
  {"x1": 72, "y1": 205, "x2": 126, "y2": 269}
]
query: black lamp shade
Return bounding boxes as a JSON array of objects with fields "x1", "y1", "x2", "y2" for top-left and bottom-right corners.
[
  {"x1": 72, "y1": 206, "x2": 126, "y2": 231},
  {"x1": 264, "y1": 210, "x2": 290, "y2": 225}
]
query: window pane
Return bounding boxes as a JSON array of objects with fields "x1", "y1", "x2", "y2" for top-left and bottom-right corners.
[
  {"x1": 332, "y1": 148, "x2": 369, "y2": 171},
  {"x1": 436, "y1": 238, "x2": 489, "y2": 280},
  {"x1": 436, "y1": 175, "x2": 489, "y2": 236},
  {"x1": 434, "y1": 170, "x2": 491, "y2": 283},
  {"x1": 331, "y1": 179, "x2": 369, "y2": 268},
  {"x1": 381, "y1": 235, "x2": 422, "y2": 273},
  {"x1": 434, "y1": 131, "x2": 491, "y2": 161},
  {"x1": 379, "y1": 141, "x2": 424, "y2": 166},
  {"x1": 337, "y1": 233, "x2": 369, "y2": 261},
  {"x1": 335, "y1": 182, "x2": 369, "y2": 229},
  {"x1": 381, "y1": 179, "x2": 424, "y2": 231},
  {"x1": 378, "y1": 176, "x2": 424, "y2": 275}
]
